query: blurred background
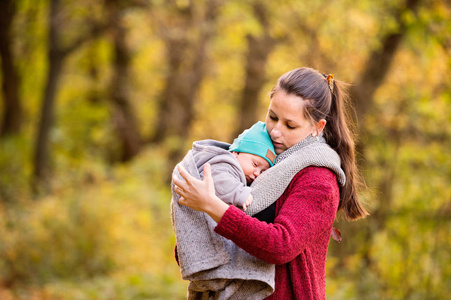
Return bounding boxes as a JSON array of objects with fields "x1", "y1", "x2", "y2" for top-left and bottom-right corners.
[{"x1": 0, "y1": 0, "x2": 450, "y2": 299}]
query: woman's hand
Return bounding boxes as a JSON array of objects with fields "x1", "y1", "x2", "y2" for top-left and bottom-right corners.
[{"x1": 173, "y1": 163, "x2": 229, "y2": 222}]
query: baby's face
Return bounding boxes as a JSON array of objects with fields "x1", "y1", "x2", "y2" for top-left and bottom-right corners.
[{"x1": 234, "y1": 152, "x2": 270, "y2": 185}]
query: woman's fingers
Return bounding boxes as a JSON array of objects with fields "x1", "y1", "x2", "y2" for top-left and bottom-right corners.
[
  {"x1": 177, "y1": 164, "x2": 195, "y2": 184},
  {"x1": 172, "y1": 176, "x2": 186, "y2": 192},
  {"x1": 178, "y1": 195, "x2": 188, "y2": 206},
  {"x1": 174, "y1": 185, "x2": 183, "y2": 196},
  {"x1": 173, "y1": 164, "x2": 191, "y2": 190},
  {"x1": 175, "y1": 163, "x2": 213, "y2": 190},
  {"x1": 173, "y1": 163, "x2": 216, "y2": 211},
  {"x1": 203, "y1": 163, "x2": 212, "y2": 183},
  {"x1": 202, "y1": 163, "x2": 215, "y2": 188},
  {"x1": 174, "y1": 184, "x2": 187, "y2": 205}
]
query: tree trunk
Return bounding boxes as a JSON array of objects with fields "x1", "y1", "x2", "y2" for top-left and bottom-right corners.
[
  {"x1": 33, "y1": 56, "x2": 64, "y2": 181},
  {"x1": 107, "y1": 0, "x2": 142, "y2": 162},
  {"x1": 332, "y1": 0, "x2": 422, "y2": 271},
  {"x1": 87, "y1": 45, "x2": 102, "y2": 104},
  {"x1": 33, "y1": 0, "x2": 108, "y2": 189},
  {"x1": 0, "y1": 0, "x2": 22, "y2": 136},
  {"x1": 233, "y1": 34, "x2": 275, "y2": 137},
  {"x1": 33, "y1": 0, "x2": 65, "y2": 186},
  {"x1": 349, "y1": 0, "x2": 421, "y2": 182},
  {"x1": 233, "y1": 2, "x2": 276, "y2": 137},
  {"x1": 151, "y1": 0, "x2": 219, "y2": 169},
  {"x1": 350, "y1": 0, "x2": 422, "y2": 144},
  {"x1": 147, "y1": 1, "x2": 220, "y2": 183},
  {"x1": 151, "y1": 36, "x2": 188, "y2": 144}
]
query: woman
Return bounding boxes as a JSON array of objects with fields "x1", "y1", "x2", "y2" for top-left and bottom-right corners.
[{"x1": 173, "y1": 67, "x2": 369, "y2": 299}]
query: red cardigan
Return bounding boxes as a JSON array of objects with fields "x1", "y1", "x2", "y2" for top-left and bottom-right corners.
[{"x1": 214, "y1": 167, "x2": 340, "y2": 300}]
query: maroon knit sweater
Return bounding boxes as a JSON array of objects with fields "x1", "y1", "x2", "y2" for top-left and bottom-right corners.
[{"x1": 214, "y1": 166, "x2": 340, "y2": 299}]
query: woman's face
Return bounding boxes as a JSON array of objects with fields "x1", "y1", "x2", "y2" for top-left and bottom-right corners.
[{"x1": 265, "y1": 90, "x2": 318, "y2": 154}]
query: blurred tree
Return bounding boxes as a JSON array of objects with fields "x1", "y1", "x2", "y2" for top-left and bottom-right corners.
[
  {"x1": 106, "y1": 0, "x2": 142, "y2": 162},
  {"x1": 33, "y1": 0, "x2": 107, "y2": 190},
  {"x1": 0, "y1": 0, "x2": 22, "y2": 136},
  {"x1": 150, "y1": 0, "x2": 220, "y2": 167},
  {"x1": 346, "y1": 0, "x2": 421, "y2": 269},
  {"x1": 232, "y1": 1, "x2": 277, "y2": 137},
  {"x1": 86, "y1": 45, "x2": 102, "y2": 104},
  {"x1": 350, "y1": 0, "x2": 422, "y2": 140}
]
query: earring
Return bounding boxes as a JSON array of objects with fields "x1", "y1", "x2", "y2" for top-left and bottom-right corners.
[{"x1": 312, "y1": 132, "x2": 319, "y2": 141}]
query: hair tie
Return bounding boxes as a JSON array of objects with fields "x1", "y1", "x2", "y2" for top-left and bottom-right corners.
[
  {"x1": 325, "y1": 74, "x2": 334, "y2": 93},
  {"x1": 321, "y1": 73, "x2": 335, "y2": 93}
]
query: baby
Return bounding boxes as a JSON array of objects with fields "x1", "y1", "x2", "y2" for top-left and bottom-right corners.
[
  {"x1": 205, "y1": 121, "x2": 276, "y2": 210},
  {"x1": 171, "y1": 121, "x2": 277, "y2": 299}
]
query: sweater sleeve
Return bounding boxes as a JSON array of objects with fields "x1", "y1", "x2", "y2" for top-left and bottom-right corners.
[
  {"x1": 210, "y1": 162, "x2": 251, "y2": 207},
  {"x1": 214, "y1": 167, "x2": 339, "y2": 265}
]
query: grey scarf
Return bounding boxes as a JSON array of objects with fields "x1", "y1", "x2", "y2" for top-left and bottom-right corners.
[{"x1": 246, "y1": 134, "x2": 346, "y2": 216}]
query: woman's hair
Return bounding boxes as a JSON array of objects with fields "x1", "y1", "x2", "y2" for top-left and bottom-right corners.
[{"x1": 270, "y1": 67, "x2": 369, "y2": 221}]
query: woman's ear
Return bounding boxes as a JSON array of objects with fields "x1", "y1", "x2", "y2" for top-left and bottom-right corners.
[{"x1": 315, "y1": 119, "x2": 327, "y2": 135}]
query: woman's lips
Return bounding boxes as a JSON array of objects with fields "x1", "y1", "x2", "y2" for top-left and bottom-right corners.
[{"x1": 272, "y1": 141, "x2": 284, "y2": 148}]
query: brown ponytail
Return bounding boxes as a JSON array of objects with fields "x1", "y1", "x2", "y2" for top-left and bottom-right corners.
[
  {"x1": 325, "y1": 80, "x2": 368, "y2": 220},
  {"x1": 273, "y1": 68, "x2": 369, "y2": 220}
]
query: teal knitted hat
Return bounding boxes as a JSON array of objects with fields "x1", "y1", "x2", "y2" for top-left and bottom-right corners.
[{"x1": 229, "y1": 121, "x2": 276, "y2": 167}]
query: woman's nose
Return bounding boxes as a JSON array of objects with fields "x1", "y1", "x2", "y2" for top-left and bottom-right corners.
[{"x1": 270, "y1": 126, "x2": 282, "y2": 138}]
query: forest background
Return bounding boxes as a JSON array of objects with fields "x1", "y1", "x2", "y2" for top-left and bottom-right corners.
[{"x1": 0, "y1": 0, "x2": 450, "y2": 299}]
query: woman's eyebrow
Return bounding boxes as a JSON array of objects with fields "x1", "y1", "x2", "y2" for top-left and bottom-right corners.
[
  {"x1": 269, "y1": 108, "x2": 300, "y2": 125},
  {"x1": 286, "y1": 119, "x2": 300, "y2": 126}
]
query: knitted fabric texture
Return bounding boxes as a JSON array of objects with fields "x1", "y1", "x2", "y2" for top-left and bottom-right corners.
[
  {"x1": 246, "y1": 134, "x2": 346, "y2": 216},
  {"x1": 171, "y1": 142, "x2": 275, "y2": 299}
]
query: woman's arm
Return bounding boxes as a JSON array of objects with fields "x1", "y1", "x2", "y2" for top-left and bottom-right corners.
[{"x1": 215, "y1": 167, "x2": 340, "y2": 264}]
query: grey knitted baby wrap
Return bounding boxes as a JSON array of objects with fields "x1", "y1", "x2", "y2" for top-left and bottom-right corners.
[
  {"x1": 171, "y1": 145, "x2": 275, "y2": 300},
  {"x1": 171, "y1": 135, "x2": 345, "y2": 300}
]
